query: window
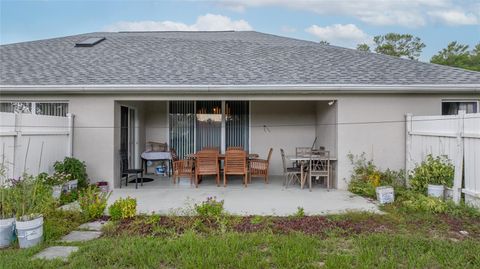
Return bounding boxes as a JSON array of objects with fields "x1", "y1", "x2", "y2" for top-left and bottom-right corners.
[
  {"x1": 169, "y1": 101, "x2": 250, "y2": 158},
  {"x1": 0, "y1": 102, "x2": 69, "y2": 117},
  {"x1": 442, "y1": 101, "x2": 479, "y2": 115}
]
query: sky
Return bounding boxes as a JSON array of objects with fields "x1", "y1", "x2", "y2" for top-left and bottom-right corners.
[{"x1": 1, "y1": 0, "x2": 479, "y2": 62}]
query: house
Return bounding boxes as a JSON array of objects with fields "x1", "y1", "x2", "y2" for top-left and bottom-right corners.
[{"x1": 1, "y1": 31, "x2": 479, "y2": 190}]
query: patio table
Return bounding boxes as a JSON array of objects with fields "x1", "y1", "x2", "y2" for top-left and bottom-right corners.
[
  {"x1": 286, "y1": 155, "x2": 337, "y2": 189},
  {"x1": 141, "y1": 151, "x2": 173, "y2": 176}
]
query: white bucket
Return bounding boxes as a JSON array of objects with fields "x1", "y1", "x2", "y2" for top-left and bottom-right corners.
[
  {"x1": 0, "y1": 218, "x2": 15, "y2": 248},
  {"x1": 427, "y1": 184, "x2": 444, "y2": 199},
  {"x1": 376, "y1": 186, "x2": 395, "y2": 204},
  {"x1": 52, "y1": 185, "x2": 62, "y2": 199},
  {"x1": 444, "y1": 187, "x2": 453, "y2": 200},
  {"x1": 16, "y1": 216, "x2": 44, "y2": 249}
]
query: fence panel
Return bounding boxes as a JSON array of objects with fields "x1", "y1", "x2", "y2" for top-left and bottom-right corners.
[
  {"x1": 406, "y1": 112, "x2": 480, "y2": 207},
  {"x1": 463, "y1": 113, "x2": 480, "y2": 207},
  {"x1": 0, "y1": 112, "x2": 74, "y2": 180}
]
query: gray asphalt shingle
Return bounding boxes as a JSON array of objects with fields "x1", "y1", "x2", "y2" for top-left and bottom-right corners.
[{"x1": 1, "y1": 31, "x2": 479, "y2": 86}]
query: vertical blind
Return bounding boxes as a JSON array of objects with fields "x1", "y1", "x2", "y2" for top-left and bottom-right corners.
[
  {"x1": 169, "y1": 101, "x2": 250, "y2": 156},
  {"x1": 195, "y1": 101, "x2": 222, "y2": 151},
  {"x1": 225, "y1": 101, "x2": 249, "y2": 151},
  {"x1": 169, "y1": 101, "x2": 195, "y2": 159}
]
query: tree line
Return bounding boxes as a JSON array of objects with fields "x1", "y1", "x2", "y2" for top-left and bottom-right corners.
[{"x1": 320, "y1": 33, "x2": 479, "y2": 71}]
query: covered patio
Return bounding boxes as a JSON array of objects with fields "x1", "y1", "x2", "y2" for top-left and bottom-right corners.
[
  {"x1": 110, "y1": 175, "x2": 380, "y2": 216},
  {"x1": 113, "y1": 100, "x2": 339, "y2": 189}
]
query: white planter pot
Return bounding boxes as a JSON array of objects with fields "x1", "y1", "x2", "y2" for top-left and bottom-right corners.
[
  {"x1": 16, "y1": 215, "x2": 43, "y2": 249},
  {"x1": 0, "y1": 218, "x2": 15, "y2": 248},
  {"x1": 376, "y1": 186, "x2": 395, "y2": 204},
  {"x1": 63, "y1": 179, "x2": 78, "y2": 193},
  {"x1": 52, "y1": 185, "x2": 62, "y2": 199},
  {"x1": 444, "y1": 187, "x2": 453, "y2": 200},
  {"x1": 427, "y1": 184, "x2": 444, "y2": 199}
]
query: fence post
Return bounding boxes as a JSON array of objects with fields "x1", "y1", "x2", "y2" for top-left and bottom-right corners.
[
  {"x1": 405, "y1": 113, "x2": 412, "y2": 186},
  {"x1": 67, "y1": 113, "x2": 75, "y2": 157},
  {"x1": 12, "y1": 113, "x2": 22, "y2": 178},
  {"x1": 452, "y1": 110, "x2": 465, "y2": 204}
]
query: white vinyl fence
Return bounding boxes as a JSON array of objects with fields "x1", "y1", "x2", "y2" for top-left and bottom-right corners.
[
  {"x1": 406, "y1": 111, "x2": 480, "y2": 207},
  {"x1": 0, "y1": 112, "x2": 74, "y2": 180}
]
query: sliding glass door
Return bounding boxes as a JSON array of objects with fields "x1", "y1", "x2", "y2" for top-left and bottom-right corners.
[{"x1": 169, "y1": 101, "x2": 249, "y2": 157}]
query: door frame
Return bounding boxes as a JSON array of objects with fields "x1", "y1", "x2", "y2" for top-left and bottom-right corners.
[{"x1": 120, "y1": 105, "x2": 139, "y2": 168}]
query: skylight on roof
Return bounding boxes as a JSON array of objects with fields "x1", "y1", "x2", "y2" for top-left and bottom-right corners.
[{"x1": 75, "y1": 37, "x2": 106, "y2": 47}]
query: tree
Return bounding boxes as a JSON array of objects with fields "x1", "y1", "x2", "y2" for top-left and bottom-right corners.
[
  {"x1": 430, "y1": 41, "x2": 480, "y2": 71},
  {"x1": 373, "y1": 33, "x2": 426, "y2": 60},
  {"x1": 319, "y1": 40, "x2": 330, "y2": 45},
  {"x1": 356, "y1": 43, "x2": 371, "y2": 52}
]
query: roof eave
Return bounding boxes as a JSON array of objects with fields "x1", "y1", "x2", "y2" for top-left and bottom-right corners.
[{"x1": 0, "y1": 84, "x2": 479, "y2": 94}]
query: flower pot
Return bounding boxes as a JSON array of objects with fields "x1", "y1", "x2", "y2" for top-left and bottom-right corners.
[
  {"x1": 376, "y1": 186, "x2": 394, "y2": 204},
  {"x1": 63, "y1": 179, "x2": 78, "y2": 193},
  {"x1": 427, "y1": 184, "x2": 444, "y2": 199},
  {"x1": 0, "y1": 218, "x2": 15, "y2": 248},
  {"x1": 96, "y1": 181, "x2": 109, "y2": 193},
  {"x1": 444, "y1": 187, "x2": 453, "y2": 200},
  {"x1": 52, "y1": 185, "x2": 62, "y2": 199},
  {"x1": 15, "y1": 215, "x2": 43, "y2": 249}
]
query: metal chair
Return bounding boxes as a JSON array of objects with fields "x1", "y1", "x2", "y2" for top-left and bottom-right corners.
[
  {"x1": 307, "y1": 150, "x2": 330, "y2": 192},
  {"x1": 280, "y1": 149, "x2": 302, "y2": 188},
  {"x1": 249, "y1": 148, "x2": 273, "y2": 184},
  {"x1": 119, "y1": 150, "x2": 144, "y2": 189}
]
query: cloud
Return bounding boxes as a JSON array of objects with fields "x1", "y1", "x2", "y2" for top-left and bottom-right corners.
[
  {"x1": 280, "y1": 25, "x2": 297, "y2": 33},
  {"x1": 104, "y1": 14, "x2": 253, "y2": 32},
  {"x1": 428, "y1": 10, "x2": 479, "y2": 25},
  {"x1": 217, "y1": 0, "x2": 479, "y2": 27},
  {"x1": 305, "y1": 24, "x2": 371, "y2": 47}
]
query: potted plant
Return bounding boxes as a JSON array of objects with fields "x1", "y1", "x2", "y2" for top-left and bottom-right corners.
[
  {"x1": 410, "y1": 155, "x2": 454, "y2": 199},
  {"x1": 11, "y1": 175, "x2": 54, "y2": 248},
  {"x1": 54, "y1": 157, "x2": 88, "y2": 189},
  {"x1": 38, "y1": 172, "x2": 71, "y2": 199},
  {"x1": 0, "y1": 168, "x2": 15, "y2": 248}
]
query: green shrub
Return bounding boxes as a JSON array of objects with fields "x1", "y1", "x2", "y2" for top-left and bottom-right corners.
[
  {"x1": 194, "y1": 197, "x2": 225, "y2": 218},
  {"x1": 59, "y1": 189, "x2": 79, "y2": 205},
  {"x1": 347, "y1": 153, "x2": 405, "y2": 198},
  {"x1": 37, "y1": 172, "x2": 72, "y2": 186},
  {"x1": 78, "y1": 185, "x2": 111, "y2": 220},
  {"x1": 108, "y1": 197, "x2": 137, "y2": 221},
  {"x1": 9, "y1": 174, "x2": 55, "y2": 220},
  {"x1": 293, "y1": 207, "x2": 305, "y2": 218},
  {"x1": 54, "y1": 157, "x2": 88, "y2": 189},
  {"x1": 409, "y1": 154, "x2": 454, "y2": 193}
]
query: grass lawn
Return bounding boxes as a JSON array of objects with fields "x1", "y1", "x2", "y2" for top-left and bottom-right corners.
[{"x1": 1, "y1": 204, "x2": 479, "y2": 269}]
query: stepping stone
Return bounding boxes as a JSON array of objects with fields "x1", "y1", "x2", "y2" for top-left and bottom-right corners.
[
  {"x1": 60, "y1": 231, "x2": 102, "y2": 243},
  {"x1": 34, "y1": 246, "x2": 79, "y2": 261},
  {"x1": 78, "y1": 220, "x2": 107, "y2": 231}
]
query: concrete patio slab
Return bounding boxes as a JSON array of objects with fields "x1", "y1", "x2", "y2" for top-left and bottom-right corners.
[
  {"x1": 110, "y1": 176, "x2": 380, "y2": 216},
  {"x1": 33, "y1": 246, "x2": 79, "y2": 261},
  {"x1": 78, "y1": 221, "x2": 107, "y2": 231},
  {"x1": 60, "y1": 231, "x2": 102, "y2": 243}
]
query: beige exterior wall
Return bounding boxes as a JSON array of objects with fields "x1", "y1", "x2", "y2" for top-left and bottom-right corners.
[{"x1": 3, "y1": 92, "x2": 478, "y2": 190}]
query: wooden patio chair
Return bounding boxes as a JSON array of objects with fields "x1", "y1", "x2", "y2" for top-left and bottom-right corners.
[
  {"x1": 307, "y1": 150, "x2": 330, "y2": 192},
  {"x1": 173, "y1": 159, "x2": 195, "y2": 185},
  {"x1": 224, "y1": 149, "x2": 248, "y2": 187},
  {"x1": 227, "y1": 146, "x2": 244, "y2": 151},
  {"x1": 202, "y1": 147, "x2": 220, "y2": 153},
  {"x1": 249, "y1": 148, "x2": 273, "y2": 184},
  {"x1": 280, "y1": 148, "x2": 302, "y2": 188},
  {"x1": 119, "y1": 150, "x2": 144, "y2": 189},
  {"x1": 195, "y1": 150, "x2": 220, "y2": 187}
]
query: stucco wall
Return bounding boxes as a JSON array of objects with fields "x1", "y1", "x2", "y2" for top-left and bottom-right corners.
[
  {"x1": 335, "y1": 94, "x2": 445, "y2": 189},
  {"x1": 250, "y1": 101, "x2": 317, "y2": 176}
]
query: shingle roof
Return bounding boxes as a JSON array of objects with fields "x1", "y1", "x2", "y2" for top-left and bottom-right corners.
[{"x1": 1, "y1": 31, "x2": 479, "y2": 86}]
